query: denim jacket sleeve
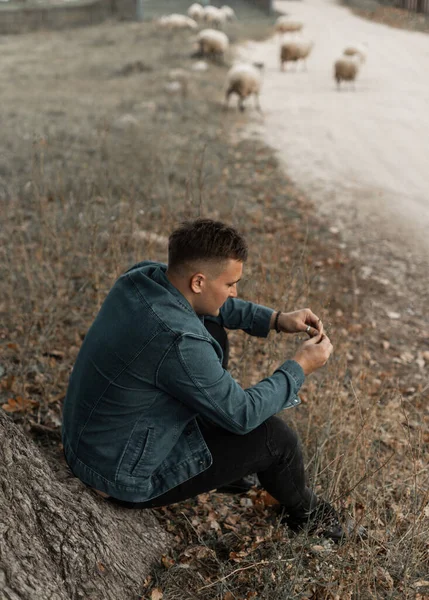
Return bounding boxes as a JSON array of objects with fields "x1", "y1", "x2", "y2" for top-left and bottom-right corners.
[
  {"x1": 205, "y1": 297, "x2": 275, "y2": 338},
  {"x1": 156, "y1": 333, "x2": 304, "y2": 434}
]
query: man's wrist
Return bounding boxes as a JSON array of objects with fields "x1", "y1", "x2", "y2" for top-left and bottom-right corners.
[
  {"x1": 271, "y1": 310, "x2": 282, "y2": 332},
  {"x1": 292, "y1": 356, "x2": 309, "y2": 376}
]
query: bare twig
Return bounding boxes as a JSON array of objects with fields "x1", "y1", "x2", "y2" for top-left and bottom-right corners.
[
  {"x1": 198, "y1": 558, "x2": 295, "y2": 591},
  {"x1": 332, "y1": 451, "x2": 396, "y2": 503}
]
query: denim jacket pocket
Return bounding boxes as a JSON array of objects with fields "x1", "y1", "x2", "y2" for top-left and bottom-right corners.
[{"x1": 122, "y1": 427, "x2": 155, "y2": 478}]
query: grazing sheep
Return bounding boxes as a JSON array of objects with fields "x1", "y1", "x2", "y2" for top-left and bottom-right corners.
[
  {"x1": 187, "y1": 3, "x2": 205, "y2": 21},
  {"x1": 204, "y1": 5, "x2": 227, "y2": 28},
  {"x1": 343, "y1": 43, "x2": 367, "y2": 64},
  {"x1": 334, "y1": 55, "x2": 360, "y2": 90},
  {"x1": 220, "y1": 5, "x2": 236, "y2": 20},
  {"x1": 225, "y1": 62, "x2": 264, "y2": 112},
  {"x1": 158, "y1": 14, "x2": 198, "y2": 30},
  {"x1": 280, "y1": 40, "x2": 314, "y2": 71},
  {"x1": 195, "y1": 29, "x2": 229, "y2": 61},
  {"x1": 275, "y1": 16, "x2": 303, "y2": 35}
]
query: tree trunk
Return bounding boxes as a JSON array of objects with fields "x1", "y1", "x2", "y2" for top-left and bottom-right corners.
[{"x1": 0, "y1": 411, "x2": 171, "y2": 600}]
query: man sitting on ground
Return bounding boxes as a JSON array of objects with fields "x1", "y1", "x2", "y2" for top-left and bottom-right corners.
[{"x1": 62, "y1": 218, "x2": 351, "y2": 541}]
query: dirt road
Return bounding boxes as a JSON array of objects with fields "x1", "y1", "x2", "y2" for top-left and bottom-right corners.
[{"x1": 239, "y1": 0, "x2": 429, "y2": 272}]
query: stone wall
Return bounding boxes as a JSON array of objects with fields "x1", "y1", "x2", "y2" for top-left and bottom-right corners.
[
  {"x1": 0, "y1": 0, "x2": 136, "y2": 35},
  {"x1": 243, "y1": 0, "x2": 273, "y2": 14}
]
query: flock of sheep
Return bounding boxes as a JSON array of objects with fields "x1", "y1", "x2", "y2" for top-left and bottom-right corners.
[
  {"x1": 156, "y1": 4, "x2": 368, "y2": 112},
  {"x1": 274, "y1": 15, "x2": 367, "y2": 88},
  {"x1": 157, "y1": 4, "x2": 235, "y2": 31}
]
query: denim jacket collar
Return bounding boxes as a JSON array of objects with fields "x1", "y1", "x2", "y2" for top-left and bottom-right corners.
[
  {"x1": 151, "y1": 266, "x2": 196, "y2": 315},
  {"x1": 152, "y1": 266, "x2": 205, "y2": 325}
]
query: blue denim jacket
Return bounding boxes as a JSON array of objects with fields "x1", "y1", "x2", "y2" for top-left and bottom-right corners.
[{"x1": 62, "y1": 261, "x2": 304, "y2": 502}]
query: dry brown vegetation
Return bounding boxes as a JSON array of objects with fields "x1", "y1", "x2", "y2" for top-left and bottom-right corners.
[
  {"x1": 343, "y1": 0, "x2": 429, "y2": 33},
  {"x1": 0, "y1": 2, "x2": 428, "y2": 599}
]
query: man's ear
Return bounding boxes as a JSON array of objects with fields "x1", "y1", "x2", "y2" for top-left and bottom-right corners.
[{"x1": 190, "y1": 272, "x2": 206, "y2": 294}]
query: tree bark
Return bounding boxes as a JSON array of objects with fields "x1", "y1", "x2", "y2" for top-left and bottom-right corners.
[{"x1": 0, "y1": 411, "x2": 171, "y2": 600}]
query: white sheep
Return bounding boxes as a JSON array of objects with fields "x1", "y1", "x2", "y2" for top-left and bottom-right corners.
[
  {"x1": 195, "y1": 29, "x2": 229, "y2": 61},
  {"x1": 280, "y1": 40, "x2": 314, "y2": 71},
  {"x1": 220, "y1": 5, "x2": 236, "y2": 20},
  {"x1": 187, "y1": 3, "x2": 205, "y2": 21},
  {"x1": 204, "y1": 6, "x2": 227, "y2": 28},
  {"x1": 334, "y1": 55, "x2": 360, "y2": 90},
  {"x1": 157, "y1": 14, "x2": 198, "y2": 30},
  {"x1": 343, "y1": 43, "x2": 367, "y2": 64},
  {"x1": 224, "y1": 62, "x2": 264, "y2": 112},
  {"x1": 275, "y1": 16, "x2": 303, "y2": 35}
]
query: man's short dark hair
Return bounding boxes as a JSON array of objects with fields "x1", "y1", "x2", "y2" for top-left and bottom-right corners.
[{"x1": 168, "y1": 219, "x2": 248, "y2": 271}]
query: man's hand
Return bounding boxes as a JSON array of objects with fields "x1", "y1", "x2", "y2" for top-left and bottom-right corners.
[
  {"x1": 274, "y1": 308, "x2": 323, "y2": 337},
  {"x1": 292, "y1": 333, "x2": 333, "y2": 376}
]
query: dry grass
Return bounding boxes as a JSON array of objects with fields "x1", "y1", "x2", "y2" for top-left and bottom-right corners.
[
  {"x1": 0, "y1": 4, "x2": 428, "y2": 599},
  {"x1": 343, "y1": 0, "x2": 429, "y2": 34}
]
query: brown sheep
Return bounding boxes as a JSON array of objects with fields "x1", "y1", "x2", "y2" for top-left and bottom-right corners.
[
  {"x1": 280, "y1": 40, "x2": 314, "y2": 71},
  {"x1": 334, "y1": 56, "x2": 360, "y2": 90}
]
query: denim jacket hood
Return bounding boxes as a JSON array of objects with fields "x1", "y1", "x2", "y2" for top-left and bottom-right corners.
[{"x1": 62, "y1": 261, "x2": 304, "y2": 502}]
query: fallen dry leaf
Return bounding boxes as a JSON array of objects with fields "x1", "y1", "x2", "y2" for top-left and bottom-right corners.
[
  {"x1": 2, "y1": 396, "x2": 39, "y2": 413},
  {"x1": 251, "y1": 489, "x2": 279, "y2": 507},
  {"x1": 400, "y1": 351, "x2": 414, "y2": 363},
  {"x1": 413, "y1": 581, "x2": 429, "y2": 589},
  {"x1": 43, "y1": 349, "x2": 65, "y2": 359},
  {"x1": 386, "y1": 311, "x2": 401, "y2": 320},
  {"x1": 161, "y1": 554, "x2": 174, "y2": 569}
]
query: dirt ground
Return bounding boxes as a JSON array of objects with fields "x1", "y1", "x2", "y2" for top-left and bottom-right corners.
[
  {"x1": 0, "y1": 2, "x2": 428, "y2": 598},
  {"x1": 241, "y1": 0, "x2": 429, "y2": 266},
  {"x1": 236, "y1": 0, "x2": 429, "y2": 412}
]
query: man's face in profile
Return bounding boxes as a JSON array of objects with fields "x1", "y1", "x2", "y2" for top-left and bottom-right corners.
[{"x1": 198, "y1": 259, "x2": 243, "y2": 316}]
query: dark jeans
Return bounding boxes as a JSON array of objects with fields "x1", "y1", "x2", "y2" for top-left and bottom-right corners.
[{"x1": 108, "y1": 321, "x2": 317, "y2": 516}]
